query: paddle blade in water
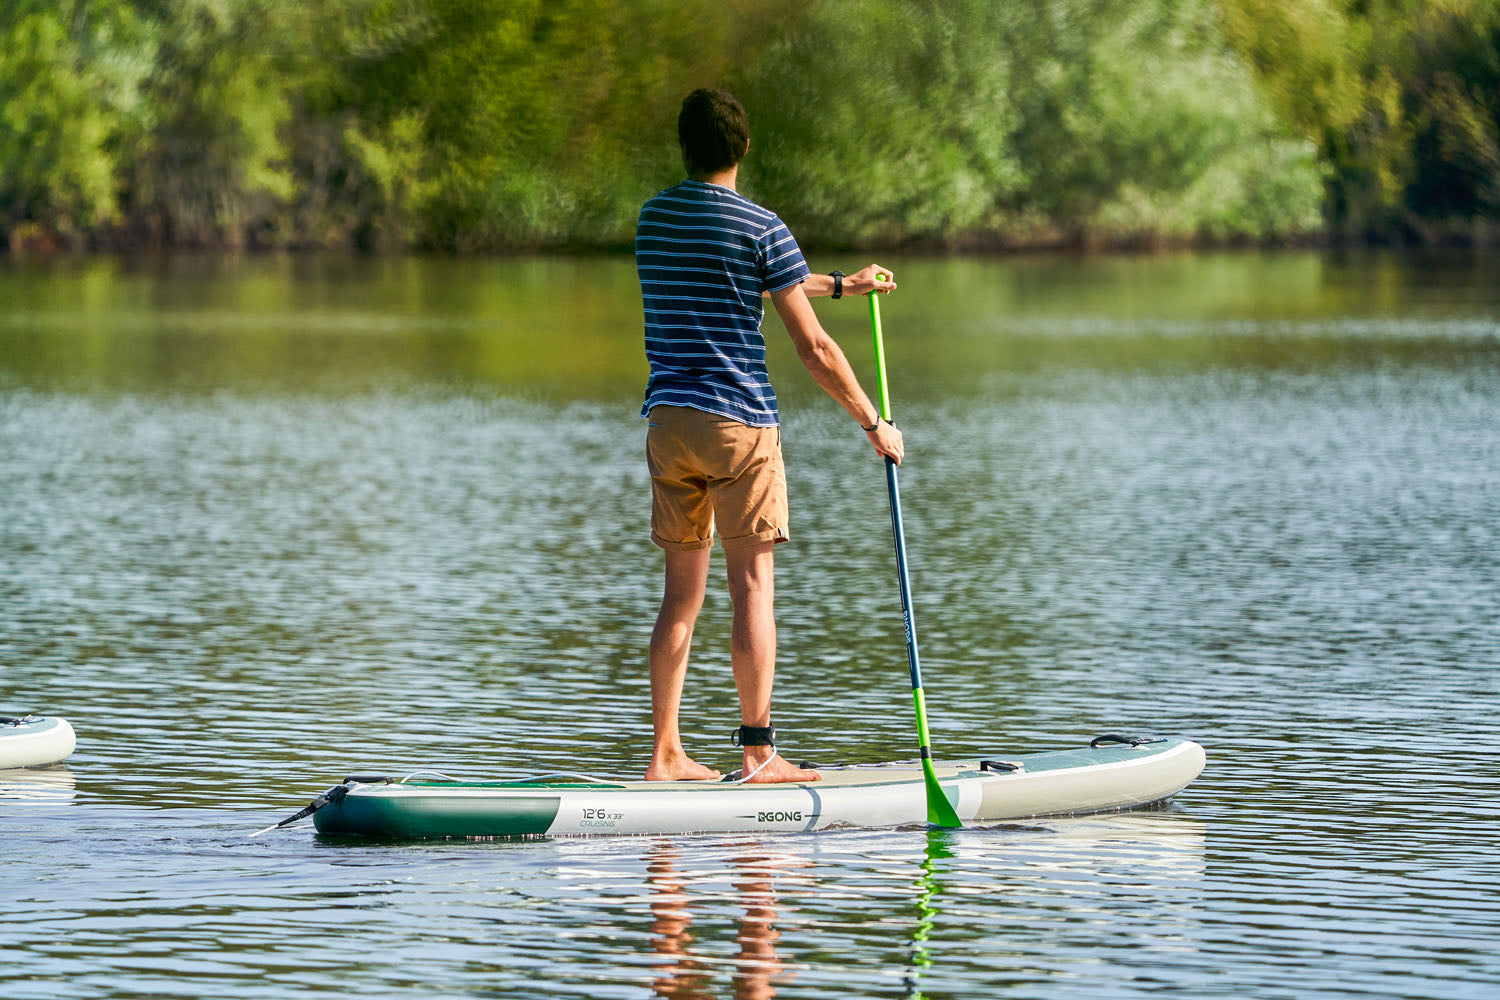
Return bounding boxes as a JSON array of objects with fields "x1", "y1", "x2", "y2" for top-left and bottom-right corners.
[{"x1": 921, "y1": 758, "x2": 962, "y2": 828}]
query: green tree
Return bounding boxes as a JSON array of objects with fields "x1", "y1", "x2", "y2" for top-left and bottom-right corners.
[
  {"x1": 1222, "y1": 0, "x2": 1500, "y2": 237},
  {"x1": 123, "y1": 0, "x2": 296, "y2": 247},
  {"x1": 0, "y1": 0, "x2": 147, "y2": 247},
  {"x1": 739, "y1": 0, "x2": 1320, "y2": 247}
]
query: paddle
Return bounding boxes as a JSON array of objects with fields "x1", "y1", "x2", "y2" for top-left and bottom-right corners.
[{"x1": 867, "y1": 276, "x2": 963, "y2": 829}]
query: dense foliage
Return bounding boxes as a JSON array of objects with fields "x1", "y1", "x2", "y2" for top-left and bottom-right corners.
[{"x1": 1, "y1": 0, "x2": 1494, "y2": 250}]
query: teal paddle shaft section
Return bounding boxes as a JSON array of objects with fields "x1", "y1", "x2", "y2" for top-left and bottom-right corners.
[{"x1": 868, "y1": 281, "x2": 962, "y2": 829}]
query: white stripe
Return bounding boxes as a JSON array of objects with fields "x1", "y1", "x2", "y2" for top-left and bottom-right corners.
[
  {"x1": 766, "y1": 246, "x2": 806, "y2": 268},
  {"x1": 645, "y1": 336, "x2": 764, "y2": 352},
  {"x1": 637, "y1": 250, "x2": 758, "y2": 273},
  {"x1": 638, "y1": 264, "x2": 754, "y2": 277},
  {"x1": 637, "y1": 233, "x2": 757, "y2": 255},
  {"x1": 646, "y1": 353, "x2": 765, "y2": 368},
  {"x1": 648, "y1": 355, "x2": 767, "y2": 371},
  {"x1": 647, "y1": 322, "x2": 763, "y2": 337},
  {"x1": 643, "y1": 293, "x2": 755, "y2": 306},
  {"x1": 648, "y1": 384, "x2": 773, "y2": 404},
  {"x1": 641, "y1": 281, "x2": 740, "y2": 292},
  {"x1": 640, "y1": 216, "x2": 756, "y2": 232},
  {"x1": 639, "y1": 225, "x2": 758, "y2": 244},
  {"x1": 643, "y1": 292, "x2": 764, "y2": 313},
  {"x1": 648, "y1": 194, "x2": 772, "y2": 224},
  {"x1": 633, "y1": 239, "x2": 756, "y2": 260},
  {"x1": 645, "y1": 202, "x2": 765, "y2": 222},
  {"x1": 645, "y1": 306, "x2": 752, "y2": 319},
  {"x1": 647, "y1": 385, "x2": 778, "y2": 410},
  {"x1": 639, "y1": 212, "x2": 764, "y2": 235},
  {"x1": 762, "y1": 230, "x2": 797, "y2": 251},
  {"x1": 655, "y1": 186, "x2": 773, "y2": 214},
  {"x1": 645, "y1": 341, "x2": 764, "y2": 353}
]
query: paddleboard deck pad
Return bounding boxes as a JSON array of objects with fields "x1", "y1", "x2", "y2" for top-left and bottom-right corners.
[
  {"x1": 0, "y1": 716, "x2": 77, "y2": 769},
  {"x1": 305, "y1": 736, "x2": 1204, "y2": 838}
]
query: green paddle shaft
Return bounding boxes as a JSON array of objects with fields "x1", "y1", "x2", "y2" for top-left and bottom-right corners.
[{"x1": 868, "y1": 277, "x2": 962, "y2": 829}]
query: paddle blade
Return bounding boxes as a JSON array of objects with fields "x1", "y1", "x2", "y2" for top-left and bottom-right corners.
[{"x1": 921, "y1": 757, "x2": 963, "y2": 828}]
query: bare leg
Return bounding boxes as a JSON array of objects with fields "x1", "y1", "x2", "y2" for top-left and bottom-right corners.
[
  {"x1": 724, "y1": 541, "x2": 820, "y2": 783},
  {"x1": 646, "y1": 547, "x2": 721, "y2": 780}
]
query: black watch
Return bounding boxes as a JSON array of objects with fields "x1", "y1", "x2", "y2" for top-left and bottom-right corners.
[{"x1": 830, "y1": 270, "x2": 846, "y2": 299}]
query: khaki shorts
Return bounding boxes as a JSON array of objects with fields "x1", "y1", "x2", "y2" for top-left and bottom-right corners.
[{"x1": 646, "y1": 405, "x2": 789, "y2": 551}]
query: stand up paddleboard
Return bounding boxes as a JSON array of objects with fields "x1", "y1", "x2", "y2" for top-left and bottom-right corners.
[
  {"x1": 0, "y1": 716, "x2": 77, "y2": 769},
  {"x1": 260, "y1": 284, "x2": 1210, "y2": 841},
  {"x1": 277, "y1": 736, "x2": 1203, "y2": 839}
]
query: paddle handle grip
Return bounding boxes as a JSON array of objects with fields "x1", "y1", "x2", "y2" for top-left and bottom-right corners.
[{"x1": 867, "y1": 274, "x2": 892, "y2": 421}]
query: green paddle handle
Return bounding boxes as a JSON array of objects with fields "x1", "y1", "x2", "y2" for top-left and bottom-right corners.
[{"x1": 868, "y1": 280, "x2": 893, "y2": 421}]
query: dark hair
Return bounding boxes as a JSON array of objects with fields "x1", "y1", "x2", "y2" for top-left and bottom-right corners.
[{"x1": 677, "y1": 89, "x2": 749, "y2": 174}]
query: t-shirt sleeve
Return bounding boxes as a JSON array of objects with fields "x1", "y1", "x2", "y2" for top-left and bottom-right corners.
[{"x1": 757, "y1": 216, "x2": 811, "y2": 293}]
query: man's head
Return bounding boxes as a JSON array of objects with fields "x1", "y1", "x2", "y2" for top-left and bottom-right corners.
[{"x1": 678, "y1": 89, "x2": 749, "y2": 176}]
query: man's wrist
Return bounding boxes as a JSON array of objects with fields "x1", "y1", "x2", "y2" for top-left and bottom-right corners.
[
  {"x1": 830, "y1": 270, "x2": 845, "y2": 299},
  {"x1": 860, "y1": 414, "x2": 881, "y2": 432}
]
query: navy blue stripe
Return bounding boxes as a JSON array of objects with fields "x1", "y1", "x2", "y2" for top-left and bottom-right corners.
[{"x1": 637, "y1": 180, "x2": 809, "y2": 427}]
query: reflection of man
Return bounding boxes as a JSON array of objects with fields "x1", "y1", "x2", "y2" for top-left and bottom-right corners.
[
  {"x1": 640, "y1": 88, "x2": 903, "y2": 783},
  {"x1": 647, "y1": 846, "x2": 711, "y2": 999},
  {"x1": 646, "y1": 841, "x2": 798, "y2": 1000},
  {"x1": 730, "y1": 866, "x2": 781, "y2": 1000}
]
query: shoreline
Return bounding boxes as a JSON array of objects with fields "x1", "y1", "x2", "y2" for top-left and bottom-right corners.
[{"x1": 7, "y1": 224, "x2": 1500, "y2": 260}]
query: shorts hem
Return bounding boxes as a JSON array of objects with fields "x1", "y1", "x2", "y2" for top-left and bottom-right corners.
[
  {"x1": 652, "y1": 532, "x2": 714, "y2": 552},
  {"x1": 720, "y1": 526, "x2": 789, "y2": 551}
]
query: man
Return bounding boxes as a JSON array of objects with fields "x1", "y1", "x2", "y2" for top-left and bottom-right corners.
[{"x1": 639, "y1": 88, "x2": 903, "y2": 783}]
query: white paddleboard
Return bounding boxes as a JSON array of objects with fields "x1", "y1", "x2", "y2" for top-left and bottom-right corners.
[{"x1": 0, "y1": 716, "x2": 77, "y2": 768}]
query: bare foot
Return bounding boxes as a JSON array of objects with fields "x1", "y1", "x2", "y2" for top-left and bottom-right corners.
[
  {"x1": 741, "y1": 749, "x2": 821, "y2": 783},
  {"x1": 645, "y1": 755, "x2": 722, "y2": 781}
]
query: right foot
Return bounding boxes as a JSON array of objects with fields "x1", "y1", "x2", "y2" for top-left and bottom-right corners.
[
  {"x1": 741, "y1": 751, "x2": 821, "y2": 783},
  {"x1": 645, "y1": 756, "x2": 722, "y2": 781}
]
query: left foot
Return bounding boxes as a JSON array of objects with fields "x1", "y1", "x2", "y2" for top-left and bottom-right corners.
[{"x1": 645, "y1": 755, "x2": 722, "y2": 781}]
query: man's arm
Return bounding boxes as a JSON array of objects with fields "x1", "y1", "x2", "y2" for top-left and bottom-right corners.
[
  {"x1": 765, "y1": 264, "x2": 897, "y2": 299},
  {"x1": 770, "y1": 282, "x2": 904, "y2": 465}
]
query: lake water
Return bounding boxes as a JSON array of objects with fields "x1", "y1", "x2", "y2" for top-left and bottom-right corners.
[{"x1": 2, "y1": 251, "x2": 1498, "y2": 998}]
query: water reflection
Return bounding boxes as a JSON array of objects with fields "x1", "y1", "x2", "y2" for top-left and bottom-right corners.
[
  {"x1": 646, "y1": 841, "x2": 803, "y2": 1000},
  {"x1": 904, "y1": 829, "x2": 951, "y2": 999},
  {"x1": 2, "y1": 250, "x2": 1497, "y2": 997},
  {"x1": 0, "y1": 765, "x2": 76, "y2": 802},
  {"x1": 3, "y1": 252, "x2": 1499, "y2": 398},
  {"x1": 631, "y1": 817, "x2": 1208, "y2": 1000}
]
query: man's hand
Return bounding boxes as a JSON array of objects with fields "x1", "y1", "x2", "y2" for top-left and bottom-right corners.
[
  {"x1": 846, "y1": 264, "x2": 897, "y2": 297},
  {"x1": 774, "y1": 265, "x2": 897, "y2": 300},
  {"x1": 770, "y1": 282, "x2": 904, "y2": 463},
  {"x1": 866, "y1": 418, "x2": 904, "y2": 465}
]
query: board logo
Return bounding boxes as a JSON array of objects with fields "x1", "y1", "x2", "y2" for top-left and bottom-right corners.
[{"x1": 757, "y1": 810, "x2": 802, "y2": 823}]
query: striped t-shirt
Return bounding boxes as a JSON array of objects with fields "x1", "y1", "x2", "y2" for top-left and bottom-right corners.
[{"x1": 637, "y1": 179, "x2": 811, "y2": 427}]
